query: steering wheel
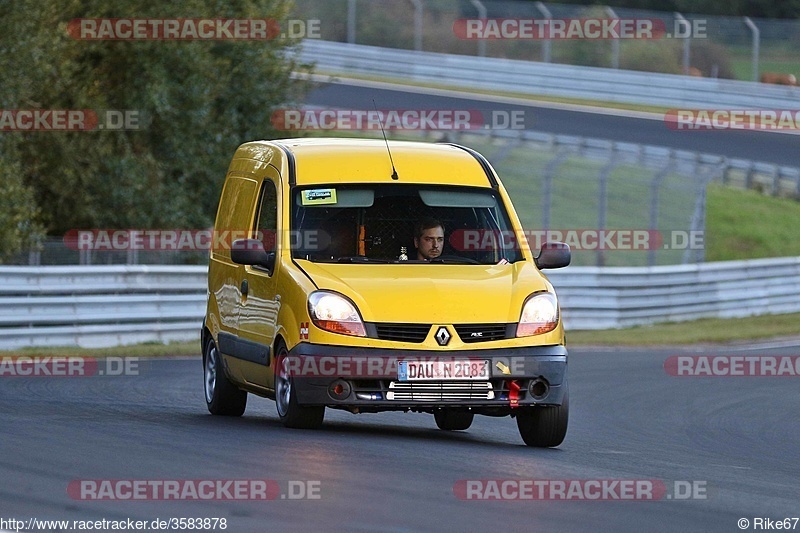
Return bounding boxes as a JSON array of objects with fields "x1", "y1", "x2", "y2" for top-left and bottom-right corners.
[{"x1": 431, "y1": 254, "x2": 481, "y2": 264}]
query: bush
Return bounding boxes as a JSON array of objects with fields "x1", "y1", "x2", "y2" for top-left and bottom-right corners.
[
  {"x1": 689, "y1": 40, "x2": 736, "y2": 78},
  {"x1": 620, "y1": 40, "x2": 683, "y2": 74}
]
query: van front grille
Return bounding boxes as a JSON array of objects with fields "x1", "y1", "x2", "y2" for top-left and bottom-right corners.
[
  {"x1": 387, "y1": 381, "x2": 494, "y2": 401},
  {"x1": 454, "y1": 324, "x2": 510, "y2": 343},
  {"x1": 373, "y1": 323, "x2": 431, "y2": 343}
]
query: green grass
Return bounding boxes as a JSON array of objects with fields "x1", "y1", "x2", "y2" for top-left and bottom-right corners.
[
  {"x1": 568, "y1": 312, "x2": 800, "y2": 346},
  {"x1": 729, "y1": 57, "x2": 800, "y2": 82},
  {"x1": 0, "y1": 341, "x2": 199, "y2": 358},
  {"x1": 706, "y1": 183, "x2": 800, "y2": 261}
]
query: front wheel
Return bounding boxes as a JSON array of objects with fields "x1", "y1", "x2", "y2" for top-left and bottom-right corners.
[
  {"x1": 203, "y1": 337, "x2": 247, "y2": 416},
  {"x1": 516, "y1": 386, "x2": 569, "y2": 447},
  {"x1": 274, "y1": 344, "x2": 325, "y2": 429}
]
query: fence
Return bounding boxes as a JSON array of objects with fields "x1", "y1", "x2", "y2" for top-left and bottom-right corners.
[
  {"x1": 3, "y1": 259, "x2": 800, "y2": 348},
  {"x1": 7, "y1": 127, "x2": 800, "y2": 268},
  {"x1": 292, "y1": 0, "x2": 800, "y2": 82},
  {"x1": 14, "y1": 239, "x2": 209, "y2": 267}
]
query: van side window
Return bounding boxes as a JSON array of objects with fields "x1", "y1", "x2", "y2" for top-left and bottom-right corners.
[
  {"x1": 256, "y1": 180, "x2": 278, "y2": 252},
  {"x1": 213, "y1": 176, "x2": 257, "y2": 258}
]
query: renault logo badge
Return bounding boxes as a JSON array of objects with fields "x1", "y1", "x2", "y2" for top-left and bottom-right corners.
[{"x1": 435, "y1": 326, "x2": 451, "y2": 346}]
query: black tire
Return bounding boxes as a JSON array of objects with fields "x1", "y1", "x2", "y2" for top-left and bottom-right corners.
[
  {"x1": 434, "y1": 408, "x2": 474, "y2": 431},
  {"x1": 516, "y1": 386, "x2": 569, "y2": 447},
  {"x1": 203, "y1": 336, "x2": 247, "y2": 416},
  {"x1": 274, "y1": 343, "x2": 325, "y2": 429}
]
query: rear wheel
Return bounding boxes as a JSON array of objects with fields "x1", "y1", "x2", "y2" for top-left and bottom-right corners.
[
  {"x1": 434, "y1": 408, "x2": 474, "y2": 431},
  {"x1": 516, "y1": 386, "x2": 569, "y2": 447},
  {"x1": 274, "y1": 343, "x2": 325, "y2": 429},
  {"x1": 203, "y1": 337, "x2": 247, "y2": 416}
]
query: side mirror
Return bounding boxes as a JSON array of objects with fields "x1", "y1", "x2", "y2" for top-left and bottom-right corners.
[
  {"x1": 231, "y1": 239, "x2": 276, "y2": 272},
  {"x1": 535, "y1": 241, "x2": 570, "y2": 269}
]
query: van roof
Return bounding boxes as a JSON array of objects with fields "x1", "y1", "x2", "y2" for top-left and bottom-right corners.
[{"x1": 238, "y1": 138, "x2": 496, "y2": 187}]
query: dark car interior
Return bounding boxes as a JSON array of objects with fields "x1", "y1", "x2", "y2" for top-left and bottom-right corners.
[{"x1": 291, "y1": 185, "x2": 522, "y2": 264}]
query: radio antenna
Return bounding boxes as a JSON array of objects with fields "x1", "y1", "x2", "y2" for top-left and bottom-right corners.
[{"x1": 373, "y1": 99, "x2": 398, "y2": 180}]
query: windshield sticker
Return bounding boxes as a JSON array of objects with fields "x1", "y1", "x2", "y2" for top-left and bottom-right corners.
[{"x1": 302, "y1": 188, "x2": 337, "y2": 205}]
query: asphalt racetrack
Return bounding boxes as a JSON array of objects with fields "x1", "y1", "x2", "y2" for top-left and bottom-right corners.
[
  {"x1": 2, "y1": 344, "x2": 799, "y2": 532},
  {"x1": 304, "y1": 80, "x2": 800, "y2": 167},
  {"x1": 2, "y1": 79, "x2": 798, "y2": 533}
]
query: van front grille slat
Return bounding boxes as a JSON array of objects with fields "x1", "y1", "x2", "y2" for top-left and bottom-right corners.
[
  {"x1": 454, "y1": 324, "x2": 509, "y2": 343},
  {"x1": 374, "y1": 323, "x2": 431, "y2": 343},
  {"x1": 387, "y1": 381, "x2": 494, "y2": 401}
]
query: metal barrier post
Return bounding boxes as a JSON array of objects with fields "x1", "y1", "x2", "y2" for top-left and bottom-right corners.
[
  {"x1": 647, "y1": 153, "x2": 674, "y2": 266},
  {"x1": 674, "y1": 12, "x2": 691, "y2": 75},
  {"x1": 596, "y1": 149, "x2": 619, "y2": 266},
  {"x1": 542, "y1": 149, "x2": 571, "y2": 230},
  {"x1": 470, "y1": 0, "x2": 486, "y2": 57},
  {"x1": 347, "y1": 0, "x2": 356, "y2": 44},
  {"x1": 744, "y1": 17, "x2": 760, "y2": 82},
  {"x1": 605, "y1": 6, "x2": 620, "y2": 69},
  {"x1": 409, "y1": 0, "x2": 423, "y2": 51},
  {"x1": 534, "y1": 2, "x2": 552, "y2": 63}
]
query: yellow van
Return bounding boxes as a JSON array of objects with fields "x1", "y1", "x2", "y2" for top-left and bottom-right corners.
[{"x1": 202, "y1": 138, "x2": 570, "y2": 447}]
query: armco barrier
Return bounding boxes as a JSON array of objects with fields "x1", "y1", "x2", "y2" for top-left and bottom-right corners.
[
  {"x1": 547, "y1": 256, "x2": 800, "y2": 329},
  {"x1": 297, "y1": 40, "x2": 800, "y2": 110},
  {"x1": 0, "y1": 266, "x2": 207, "y2": 349},
  {"x1": 2, "y1": 259, "x2": 799, "y2": 348}
]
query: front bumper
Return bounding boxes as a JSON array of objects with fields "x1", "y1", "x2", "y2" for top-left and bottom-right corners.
[{"x1": 284, "y1": 343, "x2": 567, "y2": 413}]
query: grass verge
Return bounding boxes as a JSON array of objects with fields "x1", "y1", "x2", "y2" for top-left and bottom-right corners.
[
  {"x1": 568, "y1": 312, "x2": 800, "y2": 346},
  {"x1": 706, "y1": 183, "x2": 800, "y2": 261},
  {"x1": 312, "y1": 71, "x2": 672, "y2": 115},
  {"x1": 0, "y1": 341, "x2": 200, "y2": 358}
]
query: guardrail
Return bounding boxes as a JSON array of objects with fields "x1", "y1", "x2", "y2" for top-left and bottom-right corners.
[
  {"x1": 3, "y1": 260, "x2": 800, "y2": 349},
  {"x1": 547, "y1": 257, "x2": 800, "y2": 329},
  {"x1": 0, "y1": 266, "x2": 206, "y2": 349},
  {"x1": 298, "y1": 40, "x2": 800, "y2": 109}
]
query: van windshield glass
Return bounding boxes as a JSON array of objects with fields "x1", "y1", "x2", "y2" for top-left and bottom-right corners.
[{"x1": 291, "y1": 185, "x2": 524, "y2": 264}]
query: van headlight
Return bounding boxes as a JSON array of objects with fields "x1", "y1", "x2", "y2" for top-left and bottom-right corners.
[
  {"x1": 308, "y1": 291, "x2": 367, "y2": 337},
  {"x1": 516, "y1": 292, "x2": 559, "y2": 337}
]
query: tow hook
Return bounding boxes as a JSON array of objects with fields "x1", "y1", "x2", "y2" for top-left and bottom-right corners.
[{"x1": 507, "y1": 380, "x2": 521, "y2": 408}]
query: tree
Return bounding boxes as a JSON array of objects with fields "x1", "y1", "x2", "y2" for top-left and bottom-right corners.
[
  {"x1": 0, "y1": 145, "x2": 43, "y2": 263},
  {"x1": 0, "y1": 0, "x2": 311, "y2": 243}
]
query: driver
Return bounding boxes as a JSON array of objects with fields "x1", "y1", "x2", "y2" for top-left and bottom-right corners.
[{"x1": 414, "y1": 218, "x2": 444, "y2": 261}]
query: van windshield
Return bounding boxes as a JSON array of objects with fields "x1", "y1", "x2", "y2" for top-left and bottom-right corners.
[{"x1": 290, "y1": 184, "x2": 524, "y2": 264}]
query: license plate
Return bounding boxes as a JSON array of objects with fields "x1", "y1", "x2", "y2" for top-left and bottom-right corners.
[{"x1": 397, "y1": 360, "x2": 490, "y2": 381}]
